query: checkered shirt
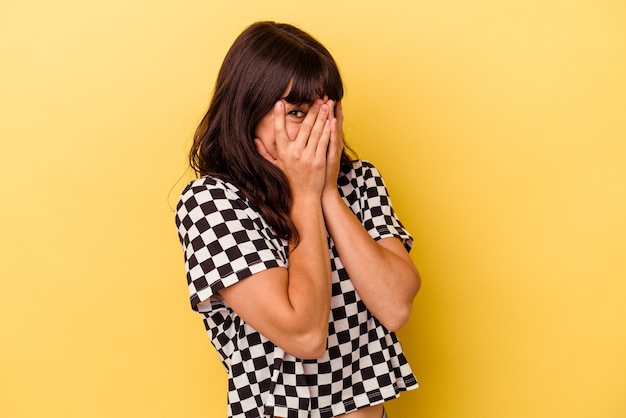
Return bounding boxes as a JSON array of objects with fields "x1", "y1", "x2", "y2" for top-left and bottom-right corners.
[{"x1": 175, "y1": 160, "x2": 418, "y2": 418}]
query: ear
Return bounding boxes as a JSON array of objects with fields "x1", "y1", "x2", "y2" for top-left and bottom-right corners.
[{"x1": 254, "y1": 138, "x2": 276, "y2": 164}]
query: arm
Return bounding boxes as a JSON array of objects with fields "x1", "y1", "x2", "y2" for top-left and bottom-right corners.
[
  {"x1": 321, "y1": 192, "x2": 421, "y2": 331},
  {"x1": 218, "y1": 197, "x2": 330, "y2": 359},
  {"x1": 219, "y1": 99, "x2": 334, "y2": 359},
  {"x1": 321, "y1": 102, "x2": 421, "y2": 331}
]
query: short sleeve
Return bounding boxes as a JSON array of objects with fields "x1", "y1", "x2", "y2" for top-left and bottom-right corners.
[
  {"x1": 175, "y1": 177, "x2": 287, "y2": 310},
  {"x1": 357, "y1": 161, "x2": 414, "y2": 252}
]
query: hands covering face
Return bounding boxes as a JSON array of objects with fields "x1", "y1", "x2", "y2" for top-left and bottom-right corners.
[{"x1": 254, "y1": 97, "x2": 343, "y2": 201}]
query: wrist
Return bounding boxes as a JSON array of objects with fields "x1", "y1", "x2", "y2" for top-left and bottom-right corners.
[
  {"x1": 321, "y1": 188, "x2": 344, "y2": 212},
  {"x1": 290, "y1": 194, "x2": 323, "y2": 219}
]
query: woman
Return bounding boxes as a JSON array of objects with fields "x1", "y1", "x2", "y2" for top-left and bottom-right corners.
[{"x1": 175, "y1": 21, "x2": 421, "y2": 418}]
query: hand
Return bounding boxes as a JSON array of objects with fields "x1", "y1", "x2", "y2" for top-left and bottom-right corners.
[
  {"x1": 256, "y1": 99, "x2": 332, "y2": 199},
  {"x1": 322, "y1": 100, "x2": 343, "y2": 198}
]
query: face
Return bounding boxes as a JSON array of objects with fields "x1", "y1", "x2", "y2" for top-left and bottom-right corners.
[
  {"x1": 254, "y1": 100, "x2": 313, "y2": 160},
  {"x1": 254, "y1": 80, "x2": 324, "y2": 160}
]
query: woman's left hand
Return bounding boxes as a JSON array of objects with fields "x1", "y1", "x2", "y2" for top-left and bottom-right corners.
[{"x1": 322, "y1": 100, "x2": 344, "y2": 198}]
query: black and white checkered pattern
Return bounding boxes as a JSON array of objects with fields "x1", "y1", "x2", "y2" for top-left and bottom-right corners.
[{"x1": 176, "y1": 160, "x2": 418, "y2": 418}]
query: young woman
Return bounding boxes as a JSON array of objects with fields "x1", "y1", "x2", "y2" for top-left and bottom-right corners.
[{"x1": 175, "y1": 21, "x2": 421, "y2": 418}]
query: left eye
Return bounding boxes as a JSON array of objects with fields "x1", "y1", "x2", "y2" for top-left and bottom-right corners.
[{"x1": 287, "y1": 109, "x2": 306, "y2": 118}]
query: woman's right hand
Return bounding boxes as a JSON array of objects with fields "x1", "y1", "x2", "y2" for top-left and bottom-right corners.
[{"x1": 266, "y1": 99, "x2": 333, "y2": 199}]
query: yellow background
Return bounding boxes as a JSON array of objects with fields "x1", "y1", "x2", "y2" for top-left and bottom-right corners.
[{"x1": 2, "y1": 0, "x2": 625, "y2": 417}]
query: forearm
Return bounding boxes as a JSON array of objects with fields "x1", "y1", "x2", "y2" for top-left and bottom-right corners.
[
  {"x1": 322, "y1": 191, "x2": 420, "y2": 331},
  {"x1": 286, "y1": 195, "x2": 332, "y2": 350}
]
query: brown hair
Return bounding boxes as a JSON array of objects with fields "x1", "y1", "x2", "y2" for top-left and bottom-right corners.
[{"x1": 189, "y1": 21, "x2": 354, "y2": 241}]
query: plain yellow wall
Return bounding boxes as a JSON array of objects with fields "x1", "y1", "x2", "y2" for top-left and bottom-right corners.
[{"x1": 2, "y1": 0, "x2": 626, "y2": 417}]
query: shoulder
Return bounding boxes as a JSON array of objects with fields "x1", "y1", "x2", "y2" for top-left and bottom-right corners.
[
  {"x1": 356, "y1": 159, "x2": 382, "y2": 179},
  {"x1": 340, "y1": 159, "x2": 381, "y2": 179},
  {"x1": 178, "y1": 176, "x2": 246, "y2": 211},
  {"x1": 338, "y1": 159, "x2": 385, "y2": 188},
  {"x1": 179, "y1": 176, "x2": 242, "y2": 202},
  {"x1": 175, "y1": 176, "x2": 254, "y2": 231}
]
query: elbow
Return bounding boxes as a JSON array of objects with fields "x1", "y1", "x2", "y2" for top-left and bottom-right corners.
[
  {"x1": 381, "y1": 275, "x2": 420, "y2": 331},
  {"x1": 384, "y1": 272, "x2": 420, "y2": 332},
  {"x1": 380, "y1": 304, "x2": 413, "y2": 332},
  {"x1": 413, "y1": 272, "x2": 422, "y2": 296},
  {"x1": 279, "y1": 318, "x2": 329, "y2": 359},
  {"x1": 286, "y1": 328, "x2": 328, "y2": 359},
  {"x1": 300, "y1": 339, "x2": 328, "y2": 360}
]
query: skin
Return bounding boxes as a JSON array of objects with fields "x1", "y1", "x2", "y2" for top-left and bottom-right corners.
[{"x1": 218, "y1": 87, "x2": 421, "y2": 418}]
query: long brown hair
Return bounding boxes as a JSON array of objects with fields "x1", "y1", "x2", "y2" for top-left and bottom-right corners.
[{"x1": 190, "y1": 21, "x2": 354, "y2": 242}]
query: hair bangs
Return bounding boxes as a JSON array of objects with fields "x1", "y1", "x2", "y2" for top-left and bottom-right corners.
[{"x1": 284, "y1": 51, "x2": 343, "y2": 105}]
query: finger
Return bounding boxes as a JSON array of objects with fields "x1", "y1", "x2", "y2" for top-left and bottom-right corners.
[
  {"x1": 293, "y1": 99, "x2": 323, "y2": 147},
  {"x1": 334, "y1": 100, "x2": 344, "y2": 150},
  {"x1": 302, "y1": 102, "x2": 330, "y2": 154},
  {"x1": 317, "y1": 118, "x2": 334, "y2": 159},
  {"x1": 329, "y1": 114, "x2": 338, "y2": 147},
  {"x1": 272, "y1": 100, "x2": 289, "y2": 149},
  {"x1": 323, "y1": 99, "x2": 335, "y2": 150},
  {"x1": 335, "y1": 101, "x2": 344, "y2": 131},
  {"x1": 314, "y1": 101, "x2": 334, "y2": 158},
  {"x1": 326, "y1": 96, "x2": 334, "y2": 119},
  {"x1": 327, "y1": 116, "x2": 341, "y2": 156}
]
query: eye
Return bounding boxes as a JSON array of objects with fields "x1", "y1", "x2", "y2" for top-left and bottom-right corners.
[{"x1": 287, "y1": 109, "x2": 307, "y2": 119}]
